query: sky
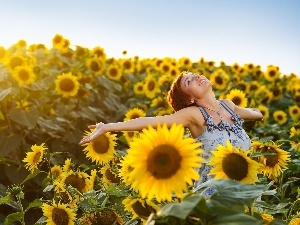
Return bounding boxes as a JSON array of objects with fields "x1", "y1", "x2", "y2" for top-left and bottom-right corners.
[{"x1": 0, "y1": 0, "x2": 299, "y2": 75}]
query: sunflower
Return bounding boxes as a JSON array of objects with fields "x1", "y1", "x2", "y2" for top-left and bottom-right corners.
[
  {"x1": 100, "y1": 164, "x2": 121, "y2": 185},
  {"x1": 143, "y1": 74, "x2": 160, "y2": 99},
  {"x1": 86, "y1": 56, "x2": 105, "y2": 75},
  {"x1": 123, "y1": 130, "x2": 139, "y2": 144},
  {"x1": 261, "y1": 213, "x2": 274, "y2": 225},
  {"x1": 289, "y1": 105, "x2": 300, "y2": 121},
  {"x1": 82, "y1": 130, "x2": 117, "y2": 165},
  {"x1": 6, "y1": 54, "x2": 26, "y2": 71},
  {"x1": 207, "y1": 140, "x2": 262, "y2": 184},
  {"x1": 23, "y1": 143, "x2": 47, "y2": 172},
  {"x1": 106, "y1": 64, "x2": 122, "y2": 80},
  {"x1": 252, "y1": 140, "x2": 291, "y2": 180},
  {"x1": 226, "y1": 89, "x2": 248, "y2": 107},
  {"x1": 56, "y1": 170, "x2": 93, "y2": 194},
  {"x1": 210, "y1": 68, "x2": 229, "y2": 90},
  {"x1": 42, "y1": 201, "x2": 76, "y2": 225},
  {"x1": 255, "y1": 86, "x2": 273, "y2": 105},
  {"x1": 121, "y1": 58, "x2": 134, "y2": 73},
  {"x1": 290, "y1": 126, "x2": 300, "y2": 151},
  {"x1": 288, "y1": 217, "x2": 300, "y2": 225},
  {"x1": 244, "y1": 63, "x2": 255, "y2": 74},
  {"x1": 50, "y1": 165, "x2": 63, "y2": 178},
  {"x1": 55, "y1": 72, "x2": 80, "y2": 98},
  {"x1": 125, "y1": 123, "x2": 203, "y2": 202},
  {"x1": 264, "y1": 65, "x2": 279, "y2": 81},
  {"x1": 91, "y1": 46, "x2": 106, "y2": 59},
  {"x1": 236, "y1": 80, "x2": 250, "y2": 93},
  {"x1": 79, "y1": 209, "x2": 120, "y2": 225},
  {"x1": 151, "y1": 96, "x2": 166, "y2": 108},
  {"x1": 52, "y1": 34, "x2": 65, "y2": 49},
  {"x1": 134, "y1": 81, "x2": 145, "y2": 95},
  {"x1": 124, "y1": 108, "x2": 146, "y2": 121},
  {"x1": 270, "y1": 84, "x2": 283, "y2": 100},
  {"x1": 11, "y1": 64, "x2": 36, "y2": 87},
  {"x1": 63, "y1": 158, "x2": 73, "y2": 172},
  {"x1": 205, "y1": 61, "x2": 215, "y2": 71},
  {"x1": 118, "y1": 155, "x2": 134, "y2": 186},
  {"x1": 231, "y1": 62, "x2": 240, "y2": 74},
  {"x1": 122, "y1": 197, "x2": 160, "y2": 223},
  {"x1": 159, "y1": 60, "x2": 172, "y2": 74},
  {"x1": 258, "y1": 104, "x2": 269, "y2": 126},
  {"x1": 168, "y1": 66, "x2": 180, "y2": 78},
  {"x1": 178, "y1": 57, "x2": 192, "y2": 70},
  {"x1": 273, "y1": 110, "x2": 287, "y2": 125}
]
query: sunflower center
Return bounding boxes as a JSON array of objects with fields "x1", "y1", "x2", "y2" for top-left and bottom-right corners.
[
  {"x1": 162, "y1": 65, "x2": 170, "y2": 72},
  {"x1": 105, "y1": 169, "x2": 120, "y2": 183},
  {"x1": 215, "y1": 76, "x2": 223, "y2": 85},
  {"x1": 52, "y1": 208, "x2": 69, "y2": 225},
  {"x1": 92, "y1": 135, "x2": 110, "y2": 154},
  {"x1": 277, "y1": 115, "x2": 283, "y2": 120},
  {"x1": 222, "y1": 153, "x2": 248, "y2": 181},
  {"x1": 33, "y1": 152, "x2": 41, "y2": 164},
  {"x1": 132, "y1": 201, "x2": 154, "y2": 219},
  {"x1": 109, "y1": 68, "x2": 118, "y2": 77},
  {"x1": 268, "y1": 70, "x2": 276, "y2": 77},
  {"x1": 59, "y1": 78, "x2": 75, "y2": 92},
  {"x1": 262, "y1": 147, "x2": 279, "y2": 167},
  {"x1": 124, "y1": 61, "x2": 131, "y2": 69},
  {"x1": 127, "y1": 131, "x2": 135, "y2": 138},
  {"x1": 130, "y1": 113, "x2": 140, "y2": 120},
  {"x1": 232, "y1": 96, "x2": 242, "y2": 106},
  {"x1": 54, "y1": 36, "x2": 62, "y2": 44},
  {"x1": 65, "y1": 174, "x2": 86, "y2": 191},
  {"x1": 18, "y1": 69, "x2": 30, "y2": 81},
  {"x1": 95, "y1": 209, "x2": 117, "y2": 225},
  {"x1": 147, "y1": 80, "x2": 155, "y2": 91},
  {"x1": 138, "y1": 85, "x2": 143, "y2": 91},
  {"x1": 90, "y1": 61, "x2": 100, "y2": 72},
  {"x1": 147, "y1": 144, "x2": 182, "y2": 179}
]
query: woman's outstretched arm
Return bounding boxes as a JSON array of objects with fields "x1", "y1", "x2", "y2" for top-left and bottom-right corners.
[{"x1": 78, "y1": 107, "x2": 194, "y2": 145}]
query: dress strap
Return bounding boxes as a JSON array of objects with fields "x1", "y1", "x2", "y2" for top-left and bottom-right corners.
[
  {"x1": 198, "y1": 106, "x2": 210, "y2": 122},
  {"x1": 219, "y1": 100, "x2": 235, "y2": 116}
]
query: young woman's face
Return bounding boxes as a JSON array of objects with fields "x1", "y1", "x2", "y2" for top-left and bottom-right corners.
[{"x1": 180, "y1": 73, "x2": 211, "y2": 99}]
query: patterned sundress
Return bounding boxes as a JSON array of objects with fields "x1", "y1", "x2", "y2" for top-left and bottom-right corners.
[{"x1": 193, "y1": 100, "x2": 251, "y2": 197}]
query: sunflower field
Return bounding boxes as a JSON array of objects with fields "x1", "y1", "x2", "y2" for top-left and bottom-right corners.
[{"x1": 0, "y1": 34, "x2": 299, "y2": 225}]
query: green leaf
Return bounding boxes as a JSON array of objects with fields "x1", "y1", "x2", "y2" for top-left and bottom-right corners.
[
  {"x1": 33, "y1": 216, "x2": 47, "y2": 225},
  {"x1": 0, "y1": 133, "x2": 22, "y2": 157},
  {"x1": 4, "y1": 212, "x2": 23, "y2": 225},
  {"x1": 9, "y1": 107, "x2": 39, "y2": 128},
  {"x1": 21, "y1": 168, "x2": 40, "y2": 184},
  {"x1": 0, "y1": 111, "x2": 4, "y2": 120},
  {"x1": 157, "y1": 193, "x2": 208, "y2": 220},
  {"x1": 25, "y1": 199, "x2": 43, "y2": 212},
  {"x1": 209, "y1": 212, "x2": 261, "y2": 225},
  {"x1": 194, "y1": 179, "x2": 270, "y2": 206},
  {"x1": 0, "y1": 195, "x2": 11, "y2": 205},
  {"x1": 43, "y1": 185, "x2": 54, "y2": 192},
  {"x1": 0, "y1": 88, "x2": 12, "y2": 101}
]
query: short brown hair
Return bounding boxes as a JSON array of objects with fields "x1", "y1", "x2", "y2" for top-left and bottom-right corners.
[{"x1": 167, "y1": 71, "x2": 193, "y2": 112}]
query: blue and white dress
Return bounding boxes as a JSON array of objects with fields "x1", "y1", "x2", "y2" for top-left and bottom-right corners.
[{"x1": 193, "y1": 100, "x2": 251, "y2": 197}]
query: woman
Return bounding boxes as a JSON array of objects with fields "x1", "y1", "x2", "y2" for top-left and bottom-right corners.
[{"x1": 79, "y1": 71, "x2": 263, "y2": 195}]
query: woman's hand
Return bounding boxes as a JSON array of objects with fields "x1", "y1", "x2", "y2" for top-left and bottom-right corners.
[{"x1": 78, "y1": 122, "x2": 106, "y2": 145}]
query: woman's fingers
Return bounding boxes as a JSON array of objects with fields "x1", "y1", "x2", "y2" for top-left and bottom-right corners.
[{"x1": 88, "y1": 124, "x2": 97, "y2": 129}]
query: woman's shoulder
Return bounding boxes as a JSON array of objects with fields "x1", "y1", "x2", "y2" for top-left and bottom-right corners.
[{"x1": 219, "y1": 99, "x2": 235, "y2": 109}]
